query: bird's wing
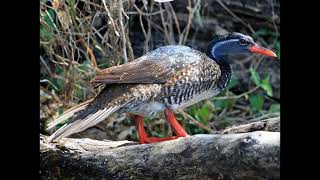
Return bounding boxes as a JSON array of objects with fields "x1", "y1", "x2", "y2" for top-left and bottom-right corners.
[
  {"x1": 92, "y1": 59, "x2": 173, "y2": 84},
  {"x1": 92, "y1": 46, "x2": 207, "y2": 85}
]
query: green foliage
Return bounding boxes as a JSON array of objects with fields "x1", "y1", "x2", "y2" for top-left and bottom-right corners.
[
  {"x1": 249, "y1": 68, "x2": 276, "y2": 113},
  {"x1": 42, "y1": 65, "x2": 65, "y2": 93},
  {"x1": 98, "y1": 61, "x2": 111, "y2": 69},
  {"x1": 40, "y1": 9, "x2": 56, "y2": 41},
  {"x1": 250, "y1": 68, "x2": 273, "y2": 96},
  {"x1": 67, "y1": 0, "x2": 76, "y2": 5},
  {"x1": 253, "y1": 28, "x2": 279, "y2": 38},
  {"x1": 250, "y1": 68, "x2": 261, "y2": 86},
  {"x1": 130, "y1": 129, "x2": 138, "y2": 141},
  {"x1": 214, "y1": 98, "x2": 234, "y2": 110},
  {"x1": 269, "y1": 103, "x2": 280, "y2": 113},
  {"x1": 261, "y1": 76, "x2": 273, "y2": 96},
  {"x1": 187, "y1": 124, "x2": 206, "y2": 134},
  {"x1": 40, "y1": 25, "x2": 54, "y2": 41},
  {"x1": 44, "y1": 9, "x2": 56, "y2": 30},
  {"x1": 181, "y1": 102, "x2": 214, "y2": 135},
  {"x1": 249, "y1": 94, "x2": 265, "y2": 112},
  {"x1": 150, "y1": 131, "x2": 165, "y2": 138},
  {"x1": 195, "y1": 105, "x2": 210, "y2": 125},
  {"x1": 227, "y1": 75, "x2": 239, "y2": 89},
  {"x1": 78, "y1": 61, "x2": 97, "y2": 81}
]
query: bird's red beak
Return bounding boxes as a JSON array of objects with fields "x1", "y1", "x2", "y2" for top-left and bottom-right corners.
[{"x1": 249, "y1": 44, "x2": 277, "y2": 58}]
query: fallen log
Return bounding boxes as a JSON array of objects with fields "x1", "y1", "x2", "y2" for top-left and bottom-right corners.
[{"x1": 40, "y1": 129, "x2": 280, "y2": 179}]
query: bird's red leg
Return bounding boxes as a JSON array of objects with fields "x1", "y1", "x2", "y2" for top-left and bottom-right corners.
[
  {"x1": 131, "y1": 114, "x2": 148, "y2": 144},
  {"x1": 164, "y1": 108, "x2": 188, "y2": 137},
  {"x1": 130, "y1": 114, "x2": 179, "y2": 144}
]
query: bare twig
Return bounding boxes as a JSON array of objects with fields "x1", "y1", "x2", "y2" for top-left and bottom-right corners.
[
  {"x1": 168, "y1": 3, "x2": 181, "y2": 36},
  {"x1": 212, "y1": 86, "x2": 260, "y2": 100},
  {"x1": 248, "y1": 112, "x2": 280, "y2": 122},
  {"x1": 119, "y1": 0, "x2": 128, "y2": 63},
  {"x1": 102, "y1": 0, "x2": 120, "y2": 37},
  {"x1": 125, "y1": 9, "x2": 164, "y2": 16},
  {"x1": 40, "y1": 56, "x2": 54, "y2": 77},
  {"x1": 133, "y1": 4, "x2": 149, "y2": 52},
  {"x1": 179, "y1": 0, "x2": 201, "y2": 45},
  {"x1": 159, "y1": 3, "x2": 170, "y2": 44},
  {"x1": 178, "y1": 110, "x2": 214, "y2": 133},
  {"x1": 125, "y1": 29, "x2": 135, "y2": 62}
]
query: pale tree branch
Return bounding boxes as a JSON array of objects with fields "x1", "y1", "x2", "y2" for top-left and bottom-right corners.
[{"x1": 40, "y1": 118, "x2": 280, "y2": 179}]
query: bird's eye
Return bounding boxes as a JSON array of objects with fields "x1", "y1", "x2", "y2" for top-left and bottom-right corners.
[{"x1": 239, "y1": 38, "x2": 247, "y2": 45}]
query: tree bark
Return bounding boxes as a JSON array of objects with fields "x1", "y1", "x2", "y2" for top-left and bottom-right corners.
[
  {"x1": 218, "y1": 116, "x2": 280, "y2": 134},
  {"x1": 40, "y1": 118, "x2": 280, "y2": 180}
]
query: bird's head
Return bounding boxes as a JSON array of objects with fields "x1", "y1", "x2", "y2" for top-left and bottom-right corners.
[{"x1": 207, "y1": 32, "x2": 277, "y2": 60}]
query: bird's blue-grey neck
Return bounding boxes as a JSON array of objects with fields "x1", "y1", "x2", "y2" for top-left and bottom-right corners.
[
  {"x1": 206, "y1": 39, "x2": 234, "y2": 90},
  {"x1": 213, "y1": 42, "x2": 229, "y2": 59}
]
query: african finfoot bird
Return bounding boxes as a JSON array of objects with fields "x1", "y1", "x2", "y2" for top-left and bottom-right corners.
[{"x1": 46, "y1": 32, "x2": 277, "y2": 144}]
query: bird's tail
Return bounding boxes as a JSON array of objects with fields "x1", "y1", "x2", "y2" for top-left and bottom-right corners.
[
  {"x1": 46, "y1": 105, "x2": 124, "y2": 143},
  {"x1": 46, "y1": 98, "x2": 94, "y2": 131},
  {"x1": 46, "y1": 97, "x2": 131, "y2": 143},
  {"x1": 46, "y1": 84, "x2": 137, "y2": 143}
]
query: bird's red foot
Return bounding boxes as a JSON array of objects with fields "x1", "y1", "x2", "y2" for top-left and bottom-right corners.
[{"x1": 130, "y1": 110, "x2": 188, "y2": 144}]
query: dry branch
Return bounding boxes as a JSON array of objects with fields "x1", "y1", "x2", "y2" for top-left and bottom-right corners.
[
  {"x1": 219, "y1": 116, "x2": 280, "y2": 134},
  {"x1": 40, "y1": 118, "x2": 280, "y2": 179}
]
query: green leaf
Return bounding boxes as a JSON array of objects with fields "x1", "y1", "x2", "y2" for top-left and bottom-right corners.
[
  {"x1": 150, "y1": 131, "x2": 165, "y2": 138},
  {"x1": 261, "y1": 76, "x2": 273, "y2": 96},
  {"x1": 249, "y1": 94, "x2": 265, "y2": 112},
  {"x1": 43, "y1": 9, "x2": 56, "y2": 30},
  {"x1": 269, "y1": 31, "x2": 280, "y2": 37},
  {"x1": 74, "y1": 88, "x2": 85, "y2": 99},
  {"x1": 194, "y1": 113, "x2": 202, "y2": 123},
  {"x1": 214, "y1": 99, "x2": 226, "y2": 109},
  {"x1": 227, "y1": 75, "x2": 239, "y2": 89},
  {"x1": 67, "y1": 0, "x2": 76, "y2": 5},
  {"x1": 196, "y1": 105, "x2": 210, "y2": 124},
  {"x1": 253, "y1": 28, "x2": 268, "y2": 37},
  {"x1": 40, "y1": 25, "x2": 53, "y2": 41},
  {"x1": 269, "y1": 103, "x2": 280, "y2": 113},
  {"x1": 254, "y1": 28, "x2": 279, "y2": 38},
  {"x1": 55, "y1": 79, "x2": 65, "y2": 91},
  {"x1": 130, "y1": 128, "x2": 138, "y2": 140},
  {"x1": 187, "y1": 124, "x2": 205, "y2": 135},
  {"x1": 98, "y1": 61, "x2": 110, "y2": 69},
  {"x1": 41, "y1": 9, "x2": 56, "y2": 41},
  {"x1": 250, "y1": 68, "x2": 261, "y2": 86}
]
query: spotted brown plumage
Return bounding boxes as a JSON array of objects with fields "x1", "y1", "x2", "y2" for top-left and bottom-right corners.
[{"x1": 47, "y1": 33, "x2": 277, "y2": 143}]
